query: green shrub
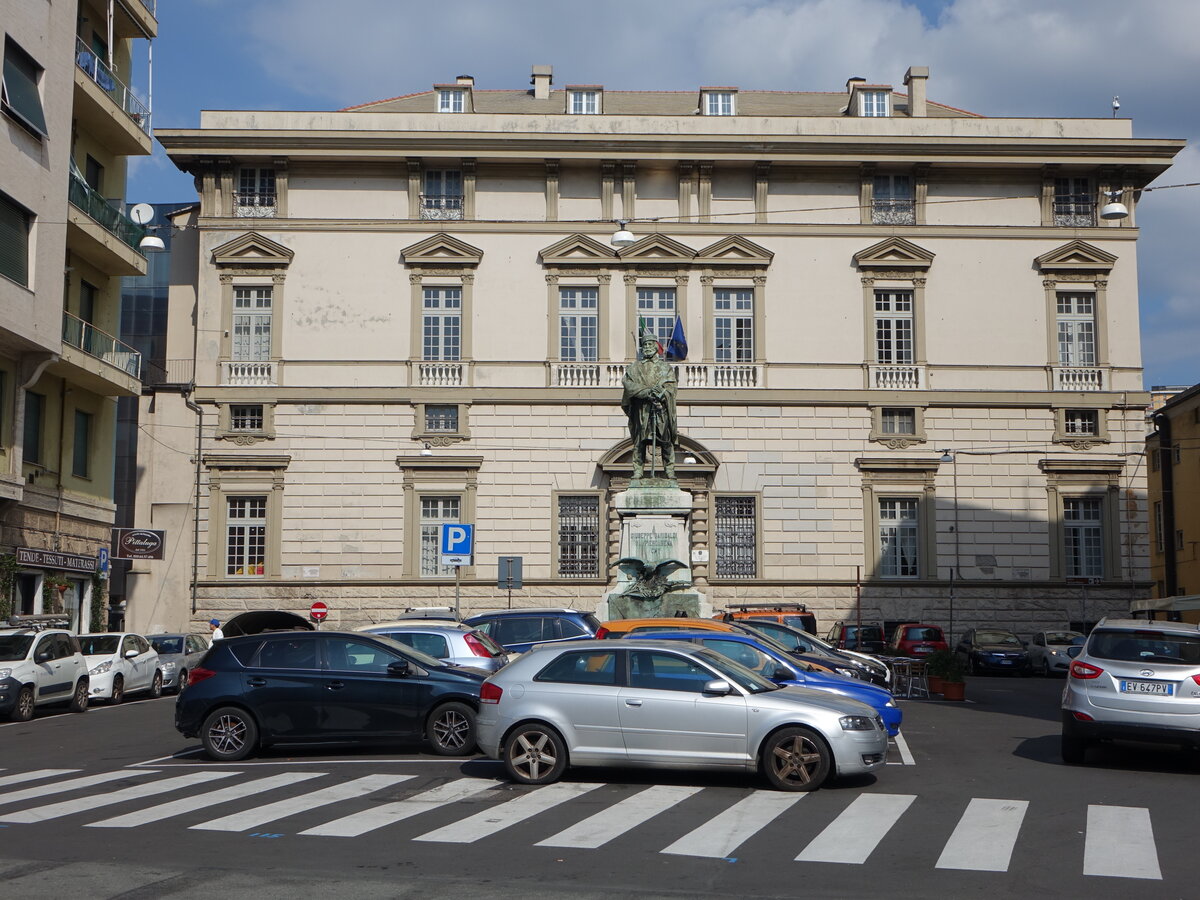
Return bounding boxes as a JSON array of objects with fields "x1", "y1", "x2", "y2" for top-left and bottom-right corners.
[{"x1": 925, "y1": 648, "x2": 955, "y2": 678}]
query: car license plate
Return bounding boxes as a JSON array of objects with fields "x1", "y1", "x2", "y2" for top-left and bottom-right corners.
[
  {"x1": 999, "y1": 659, "x2": 1013, "y2": 665},
  {"x1": 1119, "y1": 680, "x2": 1173, "y2": 695},
  {"x1": 915, "y1": 645, "x2": 932, "y2": 653}
]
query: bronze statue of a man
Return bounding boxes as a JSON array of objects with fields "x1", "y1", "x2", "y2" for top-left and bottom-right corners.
[{"x1": 622, "y1": 334, "x2": 678, "y2": 479}]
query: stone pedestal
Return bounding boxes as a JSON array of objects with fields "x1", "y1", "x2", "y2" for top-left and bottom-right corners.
[{"x1": 597, "y1": 482, "x2": 709, "y2": 620}]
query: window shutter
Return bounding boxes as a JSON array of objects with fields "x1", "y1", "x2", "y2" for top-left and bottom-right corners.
[{"x1": 0, "y1": 193, "x2": 30, "y2": 285}]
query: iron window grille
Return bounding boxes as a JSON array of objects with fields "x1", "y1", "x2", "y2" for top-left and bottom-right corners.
[
  {"x1": 1063, "y1": 409, "x2": 1099, "y2": 436},
  {"x1": 715, "y1": 496, "x2": 757, "y2": 578},
  {"x1": 424, "y1": 404, "x2": 459, "y2": 433},
  {"x1": 230, "y1": 404, "x2": 265, "y2": 431},
  {"x1": 1053, "y1": 177, "x2": 1095, "y2": 226},
  {"x1": 558, "y1": 495, "x2": 601, "y2": 577},
  {"x1": 234, "y1": 168, "x2": 276, "y2": 217},
  {"x1": 872, "y1": 174, "x2": 915, "y2": 225}
]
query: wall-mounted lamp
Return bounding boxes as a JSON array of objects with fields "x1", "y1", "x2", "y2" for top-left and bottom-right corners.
[
  {"x1": 610, "y1": 219, "x2": 635, "y2": 248},
  {"x1": 940, "y1": 449, "x2": 954, "y2": 463}
]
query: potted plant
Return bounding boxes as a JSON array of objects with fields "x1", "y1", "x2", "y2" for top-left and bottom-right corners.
[
  {"x1": 924, "y1": 648, "x2": 954, "y2": 695},
  {"x1": 940, "y1": 654, "x2": 967, "y2": 701}
]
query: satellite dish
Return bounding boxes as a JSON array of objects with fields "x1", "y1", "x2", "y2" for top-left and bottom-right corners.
[{"x1": 129, "y1": 203, "x2": 155, "y2": 225}]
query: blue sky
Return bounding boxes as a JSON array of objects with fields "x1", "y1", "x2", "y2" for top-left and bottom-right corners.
[{"x1": 127, "y1": 0, "x2": 1199, "y2": 388}]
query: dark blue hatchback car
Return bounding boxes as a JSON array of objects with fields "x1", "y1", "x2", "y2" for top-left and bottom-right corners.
[
  {"x1": 175, "y1": 630, "x2": 486, "y2": 760},
  {"x1": 461, "y1": 608, "x2": 601, "y2": 654}
]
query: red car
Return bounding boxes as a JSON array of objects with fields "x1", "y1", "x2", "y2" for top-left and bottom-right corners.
[{"x1": 888, "y1": 623, "x2": 948, "y2": 657}]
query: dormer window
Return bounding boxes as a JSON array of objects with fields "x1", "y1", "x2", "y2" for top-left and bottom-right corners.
[
  {"x1": 859, "y1": 90, "x2": 890, "y2": 117},
  {"x1": 438, "y1": 89, "x2": 465, "y2": 113},
  {"x1": 703, "y1": 90, "x2": 735, "y2": 116},
  {"x1": 569, "y1": 89, "x2": 600, "y2": 115}
]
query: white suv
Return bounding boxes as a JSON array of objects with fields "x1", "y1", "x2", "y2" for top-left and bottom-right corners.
[
  {"x1": 0, "y1": 617, "x2": 90, "y2": 721},
  {"x1": 1061, "y1": 617, "x2": 1200, "y2": 763}
]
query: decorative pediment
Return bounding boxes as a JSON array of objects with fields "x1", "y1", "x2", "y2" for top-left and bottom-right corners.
[
  {"x1": 401, "y1": 234, "x2": 484, "y2": 267},
  {"x1": 211, "y1": 233, "x2": 294, "y2": 268},
  {"x1": 694, "y1": 236, "x2": 774, "y2": 267},
  {"x1": 1035, "y1": 241, "x2": 1117, "y2": 274},
  {"x1": 853, "y1": 237, "x2": 935, "y2": 271},
  {"x1": 617, "y1": 234, "x2": 697, "y2": 262},
  {"x1": 538, "y1": 233, "x2": 618, "y2": 266}
]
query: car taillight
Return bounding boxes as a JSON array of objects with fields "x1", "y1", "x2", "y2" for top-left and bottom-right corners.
[
  {"x1": 1072, "y1": 711, "x2": 1094, "y2": 722},
  {"x1": 594, "y1": 626, "x2": 609, "y2": 639},
  {"x1": 1192, "y1": 674, "x2": 1200, "y2": 686},
  {"x1": 480, "y1": 682, "x2": 503, "y2": 704},
  {"x1": 1070, "y1": 660, "x2": 1104, "y2": 679},
  {"x1": 188, "y1": 667, "x2": 217, "y2": 686},
  {"x1": 463, "y1": 633, "x2": 493, "y2": 658}
]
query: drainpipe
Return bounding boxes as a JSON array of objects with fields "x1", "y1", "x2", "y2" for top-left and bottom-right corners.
[
  {"x1": 183, "y1": 389, "x2": 202, "y2": 616},
  {"x1": 1153, "y1": 412, "x2": 1178, "y2": 618}
]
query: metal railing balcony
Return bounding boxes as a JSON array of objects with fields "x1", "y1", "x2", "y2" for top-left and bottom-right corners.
[
  {"x1": 1053, "y1": 198, "x2": 1096, "y2": 227},
  {"x1": 871, "y1": 198, "x2": 916, "y2": 225},
  {"x1": 140, "y1": 358, "x2": 194, "y2": 386},
  {"x1": 68, "y1": 173, "x2": 146, "y2": 252},
  {"x1": 62, "y1": 312, "x2": 142, "y2": 379},
  {"x1": 74, "y1": 37, "x2": 151, "y2": 136},
  {"x1": 234, "y1": 191, "x2": 277, "y2": 218},
  {"x1": 421, "y1": 194, "x2": 465, "y2": 220}
]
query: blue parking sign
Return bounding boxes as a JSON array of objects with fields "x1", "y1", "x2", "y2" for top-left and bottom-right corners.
[{"x1": 440, "y1": 523, "x2": 474, "y2": 566}]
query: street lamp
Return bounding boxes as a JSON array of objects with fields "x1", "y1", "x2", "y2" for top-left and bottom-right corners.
[
  {"x1": 610, "y1": 219, "x2": 635, "y2": 248},
  {"x1": 1100, "y1": 190, "x2": 1129, "y2": 220}
]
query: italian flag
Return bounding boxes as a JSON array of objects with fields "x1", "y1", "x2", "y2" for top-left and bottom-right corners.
[{"x1": 638, "y1": 316, "x2": 663, "y2": 355}]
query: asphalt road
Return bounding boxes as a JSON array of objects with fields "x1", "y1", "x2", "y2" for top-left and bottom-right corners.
[{"x1": 0, "y1": 676, "x2": 1197, "y2": 899}]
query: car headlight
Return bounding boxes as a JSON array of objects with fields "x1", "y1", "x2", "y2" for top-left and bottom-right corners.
[
  {"x1": 0, "y1": 667, "x2": 10, "y2": 679},
  {"x1": 160, "y1": 662, "x2": 176, "y2": 674},
  {"x1": 840, "y1": 715, "x2": 876, "y2": 731},
  {"x1": 90, "y1": 660, "x2": 112, "y2": 675},
  {"x1": 835, "y1": 667, "x2": 859, "y2": 678},
  {"x1": 885, "y1": 700, "x2": 896, "y2": 708}
]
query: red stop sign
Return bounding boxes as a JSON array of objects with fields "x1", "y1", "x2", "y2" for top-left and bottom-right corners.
[{"x1": 310, "y1": 601, "x2": 328, "y2": 621}]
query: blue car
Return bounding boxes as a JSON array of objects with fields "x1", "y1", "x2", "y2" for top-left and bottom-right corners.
[
  {"x1": 628, "y1": 630, "x2": 903, "y2": 736},
  {"x1": 461, "y1": 608, "x2": 601, "y2": 654}
]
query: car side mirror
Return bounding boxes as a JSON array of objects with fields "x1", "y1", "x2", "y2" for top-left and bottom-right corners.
[
  {"x1": 702, "y1": 679, "x2": 733, "y2": 696},
  {"x1": 35, "y1": 649, "x2": 53, "y2": 663},
  {"x1": 124, "y1": 649, "x2": 139, "y2": 659},
  {"x1": 772, "y1": 666, "x2": 793, "y2": 681},
  {"x1": 387, "y1": 660, "x2": 412, "y2": 677}
]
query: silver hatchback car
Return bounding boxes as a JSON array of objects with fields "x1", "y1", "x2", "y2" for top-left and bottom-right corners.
[
  {"x1": 1061, "y1": 618, "x2": 1200, "y2": 763},
  {"x1": 476, "y1": 639, "x2": 888, "y2": 791},
  {"x1": 355, "y1": 622, "x2": 510, "y2": 673}
]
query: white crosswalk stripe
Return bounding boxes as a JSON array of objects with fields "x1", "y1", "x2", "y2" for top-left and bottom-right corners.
[
  {"x1": 300, "y1": 777, "x2": 498, "y2": 837},
  {"x1": 936, "y1": 798, "x2": 1028, "y2": 872},
  {"x1": 1084, "y1": 805, "x2": 1162, "y2": 880},
  {"x1": 414, "y1": 781, "x2": 601, "y2": 844},
  {"x1": 797, "y1": 793, "x2": 916, "y2": 864},
  {"x1": 536, "y1": 784, "x2": 701, "y2": 849},
  {"x1": 190, "y1": 774, "x2": 412, "y2": 833},
  {"x1": 87, "y1": 772, "x2": 326, "y2": 828},
  {"x1": 0, "y1": 772, "x2": 234, "y2": 824},
  {"x1": 0, "y1": 769, "x2": 80, "y2": 789},
  {"x1": 661, "y1": 790, "x2": 805, "y2": 858},
  {"x1": 0, "y1": 769, "x2": 156, "y2": 807}
]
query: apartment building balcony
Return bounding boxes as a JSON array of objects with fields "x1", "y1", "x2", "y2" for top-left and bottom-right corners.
[
  {"x1": 222, "y1": 361, "x2": 276, "y2": 386},
  {"x1": 1053, "y1": 198, "x2": 1096, "y2": 227},
  {"x1": 234, "y1": 191, "x2": 277, "y2": 218},
  {"x1": 113, "y1": 0, "x2": 159, "y2": 40},
  {"x1": 66, "y1": 174, "x2": 148, "y2": 276},
  {"x1": 415, "y1": 362, "x2": 466, "y2": 386},
  {"x1": 421, "y1": 195, "x2": 465, "y2": 220},
  {"x1": 1052, "y1": 365, "x2": 1105, "y2": 391},
  {"x1": 141, "y1": 358, "x2": 195, "y2": 388},
  {"x1": 53, "y1": 312, "x2": 142, "y2": 396},
  {"x1": 680, "y1": 364, "x2": 762, "y2": 388},
  {"x1": 868, "y1": 364, "x2": 926, "y2": 390},
  {"x1": 73, "y1": 37, "x2": 152, "y2": 156}
]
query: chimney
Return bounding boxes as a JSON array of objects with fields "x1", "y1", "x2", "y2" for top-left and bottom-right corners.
[
  {"x1": 903, "y1": 66, "x2": 928, "y2": 117},
  {"x1": 531, "y1": 64, "x2": 553, "y2": 100},
  {"x1": 845, "y1": 76, "x2": 866, "y2": 94},
  {"x1": 456, "y1": 74, "x2": 474, "y2": 87}
]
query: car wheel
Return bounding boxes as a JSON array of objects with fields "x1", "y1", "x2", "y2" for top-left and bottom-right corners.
[
  {"x1": 1061, "y1": 729, "x2": 1088, "y2": 765},
  {"x1": 503, "y1": 723, "x2": 568, "y2": 785},
  {"x1": 427, "y1": 701, "x2": 476, "y2": 756},
  {"x1": 1041, "y1": 660, "x2": 1051, "y2": 677},
  {"x1": 762, "y1": 726, "x2": 832, "y2": 792},
  {"x1": 10, "y1": 686, "x2": 35, "y2": 722},
  {"x1": 200, "y1": 706, "x2": 259, "y2": 762},
  {"x1": 110, "y1": 675, "x2": 124, "y2": 704},
  {"x1": 970, "y1": 656, "x2": 980, "y2": 676},
  {"x1": 174, "y1": 670, "x2": 187, "y2": 694},
  {"x1": 68, "y1": 679, "x2": 88, "y2": 713},
  {"x1": 149, "y1": 671, "x2": 163, "y2": 698}
]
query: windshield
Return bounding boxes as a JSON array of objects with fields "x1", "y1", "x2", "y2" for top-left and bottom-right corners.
[
  {"x1": 976, "y1": 631, "x2": 1021, "y2": 646},
  {"x1": 0, "y1": 635, "x2": 34, "y2": 661},
  {"x1": 78, "y1": 635, "x2": 120, "y2": 655},
  {"x1": 904, "y1": 627, "x2": 943, "y2": 642},
  {"x1": 151, "y1": 637, "x2": 183, "y2": 654},
  {"x1": 1045, "y1": 631, "x2": 1083, "y2": 645},
  {"x1": 742, "y1": 621, "x2": 831, "y2": 657},
  {"x1": 369, "y1": 633, "x2": 447, "y2": 669},
  {"x1": 692, "y1": 647, "x2": 779, "y2": 694},
  {"x1": 1088, "y1": 629, "x2": 1200, "y2": 665}
]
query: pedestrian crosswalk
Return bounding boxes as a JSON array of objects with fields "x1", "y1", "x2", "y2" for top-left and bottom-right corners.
[{"x1": 0, "y1": 765, "x2": 1169, "y2": 880}]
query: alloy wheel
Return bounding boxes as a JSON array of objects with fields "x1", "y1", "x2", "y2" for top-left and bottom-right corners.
[
  {"x1": 433, "y1": 709, "x2": 470, "y2": 751},
  {"x1": 510, "y1": 731, "x2": 557, "y2": 780},
  {"x1": 770, "y1": 734, "x2": 823, "y2": 786},
  {"x1": 207, "y1": 713, "x2": 248, "y2": 755}
]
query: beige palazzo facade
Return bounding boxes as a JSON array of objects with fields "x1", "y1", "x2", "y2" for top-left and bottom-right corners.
[{"x1": 136, "y1": 65, "x2": 1183, "y2": 637}]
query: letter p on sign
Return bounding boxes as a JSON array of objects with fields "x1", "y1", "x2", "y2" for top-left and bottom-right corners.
[{"x1": 440, "y1": 523, "x2": 474, "y2": 566}]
